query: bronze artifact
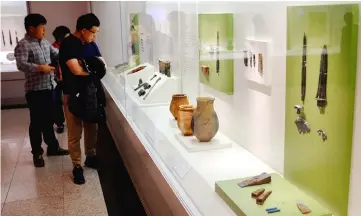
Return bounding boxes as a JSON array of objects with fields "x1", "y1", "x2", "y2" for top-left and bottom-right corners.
[
  {"x1": 216, "y1": 31, "x2": 220, "y2": 75},
  {"x1": 258, "y1": 53, "x2": 263, "y2": 73},
  {"x1": 9, "y1": 30, "x2": 12, "y2": 46},
  {"x1": 251, "y1": 188, "x2": 265, "y2": 198},
  {"x1": 191, "y1": 97, "x2": 219, "y2": 142},
  {"x1": 159, "y1": 59, "x2": 171, "y2": 77},
  {"x1": 243, "y1": 50, "x2": 248, "y2": 67},
  {"x1": 315, "y1": 45, "x2": 328, "y2": 108},
  {"x1": 138, "y1": 89, "x2": 146, "y2": 97},
  {"x1": 170, "y1": 94, "x2": 189, "y2": 120},
  {"x1": 177, "y1": 105, "x2": 195, "y2": 136},
  {"x1": 250, "y1": 52, "x2": 253, "y2": 68},
  {"x1": 301, "y1": 33, "x2": 307, "y2": 102},
  {"x1": 143, "y1": 77, "x2": 161, "y2": 100},
  {"x1": 201, "y1": 65, "x2": 210, "y2": 77},
  {"x1": 297, "y1": 200, "x2": 311, "y2": 214},
  {"x1": 253, "y1": 53, "x2": 256, "y2": 67},
  {"x1": 238, "y1": 172, "x2": 271, "y2": 188},
  {"x1": 127, "y1": 65, "x2": 146, "y2": 74},
  {"x1": 256, "y1": 191, "x2": 272, "y2": 205}
]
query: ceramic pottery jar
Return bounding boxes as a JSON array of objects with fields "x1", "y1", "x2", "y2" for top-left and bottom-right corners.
[
  {"x1": 170, "y1": 94, "x2": 189, "y2": 120},
  {"x1": 191, "y1": 97, "x2": 219, "y2": 142},
  {"x1": 177, "y1": 105, "x2": 195, "y2": 136}
]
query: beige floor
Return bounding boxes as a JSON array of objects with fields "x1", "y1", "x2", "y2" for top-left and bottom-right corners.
[{"x1": 1, "y1": 108, "x2": 108, "y2": 216}]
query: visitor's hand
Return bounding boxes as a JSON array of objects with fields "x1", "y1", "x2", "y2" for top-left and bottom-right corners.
[{"x1": 38, "y1": 64, "x2": 55, "y2": 73}]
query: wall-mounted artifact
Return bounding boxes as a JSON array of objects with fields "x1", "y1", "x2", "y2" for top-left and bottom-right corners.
[
  {"x1": 294, "y1": 117, "x2": 311, "y2": 134},
  {"x1": 127, "y1": 65, "x2": 146, "y2": 74},
  {"x1": 256, "y1": 190, "x2": 272, "y2": 205},
  {"x1": 191, "y1": 97, "x2": 219, "y2": 142},
  {"x1": 317, "y1": 129, "x2": 327, "y2": 142},
  {"x1": 258, "y1": 53, "x2": 263, "y2": 73},
  {"x1": 238, "y1": 172, "x2": 271, "y2": 188},
  {"x1": 250, "y1": 51, "x2": 253, "y2": 68},
  {"x1": 253, "y1": 53, "x2": 256, "y2": 68},
  {"x1": 159, "y1": 59, "x2": 171, "y2": 77},
  {"x1": 15, "y1": 31, "x2": 19, "y2": 44},
  {"x1": 170, "y1": 94, "x2": 189, "y2": 120},
  {"x1": 2, "y1": 30, "x2": 5, "y2": 47},
  {"x1": 201, "y1": 65, "x2": 210, "y2": 77},
  {"x1": 177, "y1": 105, "x2": 195, "y2": 136},
  {"x1": 297, "y1": 200, "x2": 311, "y2": 214},
  {"x1": 198, "y1": 13, "x2": 234, "y2": 95},
  {"x1": 243, "y1": 50, "x2": 248, "y2": 67},
  {"x1": 294, "y1": 104, "x2": 304, "y2": 115},
  {"x1": 301, "y1": 33, "x2": 307, "y2": 102},
  {"x1": 9, "y1": 30, "x2": 12, "y2": 46},
  {"x1": 143, "y1": 77, "x2": 161, "y2": 100},
  {"x1": 251, "y1": 188, "x2": 265, "y2": 198},
  {"x1": 315, "y1": 45, "x2": 328, "y2": 108},
  {"x1": 216, "y1": 31, "x2": 220, "y2": 75}
]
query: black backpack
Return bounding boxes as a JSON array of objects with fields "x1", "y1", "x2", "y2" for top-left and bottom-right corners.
[{"x1": 68, "y1": 57, "x2": 106, "y2": 123}]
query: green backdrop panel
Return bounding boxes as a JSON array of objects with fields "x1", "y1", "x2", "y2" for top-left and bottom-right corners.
[
  {"x1": 285, "y1": 4, "x2": 359, "y2": 216},
  {"x1": 216, "y1": 173, "x2": 331, "y2": 216},
  {"x1": 198, "y1": 14, "x2": 234, "y2": 95}
]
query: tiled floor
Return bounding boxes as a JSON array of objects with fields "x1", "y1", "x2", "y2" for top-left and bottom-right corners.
[{"x1": 1, "y1": 108, "x2": 108, "y2": 216}]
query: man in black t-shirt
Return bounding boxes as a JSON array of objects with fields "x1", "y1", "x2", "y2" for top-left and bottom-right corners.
[{"x1": 59, "y1": 13, "x2": 106, "y2": 185}]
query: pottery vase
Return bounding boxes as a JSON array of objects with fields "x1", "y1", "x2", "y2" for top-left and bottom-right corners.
[
  {"x1": 170, "y1": 94, "x2": 189, "y2": 120},
  {"x1": 177, "y1": 105, "x2": 195, "y2": 136},
  {"x1": 191, "y1": 97, "x2": 219, "y2": 142}
]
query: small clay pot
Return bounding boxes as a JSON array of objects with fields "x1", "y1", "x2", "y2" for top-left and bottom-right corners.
[
  {"x1": 170, "y1": 94, "x2": 189, "y2": 120},
  {"x1": 191, "y1": 97, "x2": 219, "y2": 142},
  {"x1": 177, "y1": 105, "x2": 195, "y2": 136}
]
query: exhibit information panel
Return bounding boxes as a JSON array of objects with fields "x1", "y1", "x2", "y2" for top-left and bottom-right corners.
[{"x1": 101, "y1": 1, "x2": 361, "y2": 216}]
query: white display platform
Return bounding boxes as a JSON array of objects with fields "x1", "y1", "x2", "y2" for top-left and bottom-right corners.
[
  {"x1": 127, "y1": 72, "x2": 181, "y2": 106},
  {"x1": 102, "y1": 74, "x2": 277, "y2": 216},
  {"x1": 175, "y1": 134, "x2": 232, "y2": 153},
  {"x1": 170, "y1": 118, "x2": 232, "y2": 152}
]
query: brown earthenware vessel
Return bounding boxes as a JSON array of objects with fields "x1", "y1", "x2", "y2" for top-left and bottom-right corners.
[
  {"x1": 177, "y1": 105, "x2": 195, "y2": 136},
  {"x1": 191, "y1": 97, "x2": 219, "y2": 142},
  {"x1": 170, "y1": 94, "x2": 189, "y2": 120}
]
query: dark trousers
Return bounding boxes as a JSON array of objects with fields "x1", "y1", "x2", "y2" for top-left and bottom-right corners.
[
  {"x1": 52, "y1": 82, "x2": 65, "y2": 127},
  {"x1": 26, "y1": 90, "x2": 59, "y2": 156}
]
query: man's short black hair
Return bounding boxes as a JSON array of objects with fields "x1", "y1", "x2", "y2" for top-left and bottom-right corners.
[
  {"x1": 24, "y1": 14, "x2": 47, "y2": 31},
  {"x1": 76, "y1": 13, "x2": 100, "y2": 31},
  {"x1": 52, "y1": 26, "x2": 71, "y2": 41}
]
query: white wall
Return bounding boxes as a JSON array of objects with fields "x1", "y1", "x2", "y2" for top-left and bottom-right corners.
[
  {"x1": 91, "y1": 1, "x2": 126, "y2": 67},
  {"x1": 28, "y1": 1, "x2": 90, "y2": 43}
]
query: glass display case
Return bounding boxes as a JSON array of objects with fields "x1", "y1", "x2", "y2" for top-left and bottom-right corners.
[{"x1": 102, "y1": 1, "x2": 361, "y2": 216}]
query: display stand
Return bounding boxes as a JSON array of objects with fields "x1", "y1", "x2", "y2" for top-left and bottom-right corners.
[
  {"x1": 174, "y1": 132, "x2": 232, "y2": 153},
  {"x1": 216, "y1": 173, "x2": 332, "y2": 216}
]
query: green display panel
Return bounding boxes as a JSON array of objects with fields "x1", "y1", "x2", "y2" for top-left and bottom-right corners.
[
  {"x1": 198, "y1": 14, "x2": 234, "y2": 95},
  {"x1": 130, "y1": 13, "x2": 140, "y2": 66},
  {"x1": 215, "y1": 173, "x2": 331, "y2": 216},
  {"x1": 285, "y1": 4, "x2": 359, "y2": 216}
]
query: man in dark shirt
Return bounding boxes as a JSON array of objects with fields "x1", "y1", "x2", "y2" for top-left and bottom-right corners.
[
  {"x1": 14, "y1": 14, "x2": 69, "y2": 168},
  {"x1": 59, "y1": 13, "x2": 105, "y2": 184}
]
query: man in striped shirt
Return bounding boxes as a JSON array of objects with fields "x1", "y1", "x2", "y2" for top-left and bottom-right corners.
[{"x1": 14, "y1": 13, "x2": 69, "y2": 168}]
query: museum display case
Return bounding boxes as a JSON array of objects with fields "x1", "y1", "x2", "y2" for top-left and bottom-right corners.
[{"x1": 100, "y1": 1, "x2": 361, "y2": 216}]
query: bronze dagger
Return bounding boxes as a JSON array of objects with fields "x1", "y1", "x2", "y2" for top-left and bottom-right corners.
[
  {"x1": 2, "y1": 30, "x2": 5, "y2": 47},
  {"x1": 9, "y1": 30, "x2": 12, "y2": 46},
  {"x1": 216, "y1": 31, "x2": 220, "y2": 75},
  {"x1": 301, "y1": 33, "x2": 307, "y2": 102},
  {"x1": 316, "y1": 45, "x2": 328, "y2": 108}
]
